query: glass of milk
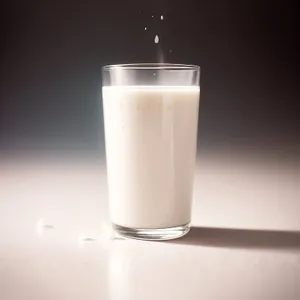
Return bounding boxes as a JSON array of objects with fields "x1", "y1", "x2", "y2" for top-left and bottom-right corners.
[{"x1": 102, "y1": 63, "x2": 200, "y2": 240}]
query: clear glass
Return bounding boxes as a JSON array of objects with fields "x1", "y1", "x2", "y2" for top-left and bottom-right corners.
[{"x1": 102, "y1": 63, "x2": 200, "y2": 240}]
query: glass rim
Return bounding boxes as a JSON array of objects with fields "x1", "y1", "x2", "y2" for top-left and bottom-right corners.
[{"x1": 102, "y1": 63, "x2": 200, "y2": 71}]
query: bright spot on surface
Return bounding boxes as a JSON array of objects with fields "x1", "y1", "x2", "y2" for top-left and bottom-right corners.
[
  {"x1": 36, "y1": 218, "x2": 55, "y2": 236},
  {"x1": 36, "y1": 218, "x2": 44, "y2": 236},
  {"x1": 145, "y1": 27, "x2": 147, "y2": 31},
  {"x1": 100, "y1": 223, "x2": 115, "y2": 240},
  {"x1": 154, "y1": 35, "x2": 159, "y2": 43},
  {"x1": 161, "y1": 15, "x2": 164, "y2": 20}
]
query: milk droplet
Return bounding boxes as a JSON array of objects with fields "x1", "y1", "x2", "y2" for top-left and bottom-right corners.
[
  {"x1": 145, "y1": 27, "x2": 147, "y2": 31},
  {"x1": 36, "y1": 218, "x2": 55, "y2": 236},
  {"x1": 154, "y1": 35, "x2": 159, "y2": 43},
  {"x1": 81, "y1": 237, "x2": 97, "y2": 242},
  {"x1": 152, "y1": 15, "x2": 154, "y2": 18},
  {"x1": 161, "y1": 15, "x2": 164, "y2": 20}
]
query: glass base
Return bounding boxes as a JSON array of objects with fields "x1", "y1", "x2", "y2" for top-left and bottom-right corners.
[{"x1": 113, "y1": 223, "x2": 190, "y2": 241}]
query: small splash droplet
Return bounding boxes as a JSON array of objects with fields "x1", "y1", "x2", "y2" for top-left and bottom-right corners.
[
  {"x1": 44, "y1": 224, "x2": 55, "y2": 229},
  {"x1": 81, "y1": 237, "x2": 97, "y2": 242},
  {"x1": 154, "y1": 35, "x2": 159, "y2": 43},
  {"x1": 170, "y1": 49, "x2": 172, "y2": 53},
  {"x1": 78, "y1": 235, "x2": 99, "y2": 248},
  {"x1": 36, "y1": 218, "x2": 55, "y2": 236},
  {"x1": 152, "y1": 15, "x2": 154, "y2": 18},
  {"x1": 114, "y1": 235, "x2": 126, "y2": 240},
  {"x1": 153, "y1": 72, "x2": 156, "y2": 76},
  {"x1": 161, "y1": 15, "x2": 164, "y2": 20},
  {"x1": 144, "y1": 26, "x2": 147, "y2": 31}
]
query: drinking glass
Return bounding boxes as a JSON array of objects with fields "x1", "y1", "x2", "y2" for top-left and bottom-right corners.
[{"x1": 102, "y1": 63, "x2": 200, "y2": 240}]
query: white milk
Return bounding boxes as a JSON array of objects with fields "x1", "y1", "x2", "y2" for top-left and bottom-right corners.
[{"x1": 103, "y1": 86, "x2": 200, "y2": 228}]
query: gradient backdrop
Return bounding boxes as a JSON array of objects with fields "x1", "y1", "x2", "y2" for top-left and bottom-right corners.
[
  {"x1": 1, "y1": 0, "x2": 299, "y2": 159},
  {"x1": 1, "y1": 4, "x2": 300, "y2": 299}
]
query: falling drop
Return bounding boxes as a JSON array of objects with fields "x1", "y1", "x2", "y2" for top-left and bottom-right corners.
[
  {"x1": 161, "y1": 15, "x2": 164, "y2": 20},
  {"x1": 170, "y1": 49, "x2": 172, "y2": 53},
  {"x1": 154, "y1": 35, "x2": 159, "y2": 43},
  {"x1": 144, "y1": 27, "x2": 147, "y2": 31},
  {"x1": 153, "y1": 72, "x2": 156, "y2": 76}
]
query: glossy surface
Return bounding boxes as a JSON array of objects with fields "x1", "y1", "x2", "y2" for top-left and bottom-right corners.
[{"x1": 0, "y1": 152, "x2": 299, "y2": 300}]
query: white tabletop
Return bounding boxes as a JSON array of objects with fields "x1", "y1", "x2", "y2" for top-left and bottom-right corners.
[{"x1": 1, "y1": 151, "x2": 299, "y2": 300}]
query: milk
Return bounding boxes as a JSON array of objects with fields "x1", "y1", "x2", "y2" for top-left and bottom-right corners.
[{"x1": 103, "y1": 86, "x2": 200, "y2": 229}]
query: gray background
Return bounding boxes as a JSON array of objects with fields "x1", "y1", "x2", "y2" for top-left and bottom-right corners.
[{"x1": 0, "y1": 0, "x2": 299, "y2": 159}]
